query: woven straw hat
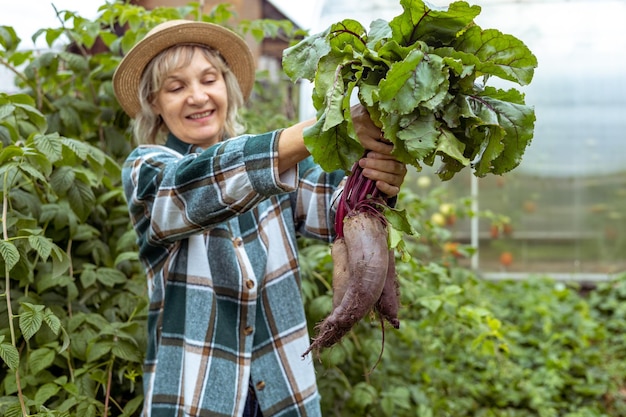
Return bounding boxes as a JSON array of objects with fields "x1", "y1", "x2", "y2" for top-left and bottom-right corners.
[{"x1": 113, "y1": 20, "x2": 255, "y2": 118}]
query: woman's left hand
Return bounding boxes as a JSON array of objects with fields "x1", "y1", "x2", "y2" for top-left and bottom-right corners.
[{"x1": 351, "y1": 104, "x2": 407, "y2": 198}]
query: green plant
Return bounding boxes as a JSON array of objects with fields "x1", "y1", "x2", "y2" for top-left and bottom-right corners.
[{"x1": 0, "y1": 2, "x2": 300, "y2": 416}]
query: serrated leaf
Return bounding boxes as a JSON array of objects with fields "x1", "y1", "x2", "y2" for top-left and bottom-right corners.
[
  {"x1": 61, "y1": 137, "x2": 90, "y2": 160},
  {"x1": 0, "y1": 240, "x2": 20, "y2": 271},
  {"x1": 19, "y1": 302, "x2": 45, "y2": 341},
  {"x1": 0, "y1": 341, "x2": 20, "y2": 370},
  {"x1": 67, "y1": 179, "x2": 96, "y2": 221},
  {"x1": 50, "y1": 166, "x2": 76, "y2": 195},
  {"x1": 43, "y1": 309, "x2": 62, "y2": 335},
  {"x1": 33, "y1": 133, "x2": 63, "y2": 162},
  {"x1": 28, "y1": 234, "x2": 53, "y2": 260}
]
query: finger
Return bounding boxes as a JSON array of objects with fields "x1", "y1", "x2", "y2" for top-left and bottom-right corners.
[
  {"x1": 359, "y1": 156, "x2": 407, "y2": 177},
  {"x1": 374, "y1": 181, "x2": 401, "y2": 198},
  {"x1": 359, "y1": 135, "x2": 393, "y2": 154}
]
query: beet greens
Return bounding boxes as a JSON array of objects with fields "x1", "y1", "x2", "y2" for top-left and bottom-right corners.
[{"x1": 282, "y1": 0, "x2": 537, "y2": 178}]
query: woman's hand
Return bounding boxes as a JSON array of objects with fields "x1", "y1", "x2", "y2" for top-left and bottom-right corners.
[{"x1": 351, "y1": 104, "x2": 407, "y2": 197}]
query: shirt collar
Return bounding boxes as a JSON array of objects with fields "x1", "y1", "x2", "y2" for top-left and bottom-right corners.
[{"x1": 165, "y1": 133, "x2": 205, "y2": 155}]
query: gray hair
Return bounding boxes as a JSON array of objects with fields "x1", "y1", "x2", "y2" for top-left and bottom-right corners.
[{"x1": 132, "y1": 45, "x2": 245, "y2": 145}]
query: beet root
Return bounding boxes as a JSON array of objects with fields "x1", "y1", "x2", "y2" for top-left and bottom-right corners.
[
  {"x1": 331, "y1": 237, "x2": 349, "y2": 309},
  {"x1": 303, "y1": 211, "x2": 389, "y2": 356},
  {"x1": 375, "y1": 250, "x2": 400, "y2": 329}
]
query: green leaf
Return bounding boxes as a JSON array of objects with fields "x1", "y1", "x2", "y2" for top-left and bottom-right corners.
[
  {"x1": 112, "y1": 340, "x2": 142, "y2": 363},
  {"x1": 96, "y1": 267, "x2": 127, "y2": 287},
  {"x1": 86, "y1": 340, "x2": 113, "y2": 362},
  {"x1": 67, "y1": 179, "x2": 96, "y2": 221},
  {"x1": 19, "y1": 302, "x2": 45, "y2": 341},
  {"x1": 50, "y1": 245, "x2": 71, "y2": 278},
  {"x1": 454, "y1": 26, "x2": 537, "y2": 86},
  {"x1": 384, "y1": 206, "x2": 416, "y2": 237},
  {"x1": 378, "y1": 48, "x2": 448, "y2": 114},
  {"x1": 350, "y1": 382, "x2": 377, "y2": 410},
  {"x1": 34, "y1": 382, "x2": 61, "y2": 405},
  {"x1": 0, "y1": 25, "x2": 20, "y2": 52},
  {"x1": 50, "y1": 166, "x2": 76, "y2": 195},
  {"x1": 43, "y1": 309, "x2": 62, "y2": 335},
  {"x1": 282, "y1": 28, "x2": 331, "y2": 81},
  {"x1": 390, "y1": 0, "x2": 481, "y2": 47},
  {"x1": 0, "y1": 240, "x2": 20, "y2": 271},
  {"x1": 28, "y1": 234, "x2": 53, "y2": 260},
  {"x1": 0, "y1": 338, "x2": 20, "y2": 370},
  {"x1": 0, "y1": 104, "x2": 16, "y2": 122},
  {"x1": 59, "y1": 51, "x2": 89, "y2": 72},
  {"x1": 33, "y1": 133, "x2": 64, "y2": 163},
  {"x1": 28, "y1": 347, "x2": 55, "y2": 374},
  {"x1": 418, "y1": 296, "x2": 442, "y2": 313},
  {"x1": 303, "y1": 115, "x2": 363, "y2": 172},
  {"x1": 80, "y1": 267, "x2": 97, "y2": 288},
  {"x1": 18, "y1": 161, "x2": 47, "y2": 183}
]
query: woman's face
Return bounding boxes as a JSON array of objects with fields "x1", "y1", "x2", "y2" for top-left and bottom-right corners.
[{"x1": 152, "y1": 50, "x2": 228, "y2": 148}]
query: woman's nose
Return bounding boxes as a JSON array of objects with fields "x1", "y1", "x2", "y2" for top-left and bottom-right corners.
[{"x1": 187, "y1": 86, "x2": 209, "y2": 105}]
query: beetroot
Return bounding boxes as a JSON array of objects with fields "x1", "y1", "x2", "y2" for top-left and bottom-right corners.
[{"x1": 304, "y1": 157, "x2": 400, "y2": 356}]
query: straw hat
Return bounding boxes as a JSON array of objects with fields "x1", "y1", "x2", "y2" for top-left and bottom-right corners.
[{"x1": 113, "y1": 20, "x2": 255, "y2": 118}]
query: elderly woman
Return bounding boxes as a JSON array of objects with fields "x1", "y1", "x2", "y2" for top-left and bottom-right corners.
[{"x1": 113, "y1": 20, "x2": 406, "y2": 417}]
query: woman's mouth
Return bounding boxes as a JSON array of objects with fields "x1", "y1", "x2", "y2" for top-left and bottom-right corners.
[{"x1": 188, "y1": 110, "x2": 213, "y2": 120}]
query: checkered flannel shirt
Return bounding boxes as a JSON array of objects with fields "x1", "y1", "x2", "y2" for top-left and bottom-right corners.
[{"x1": 122, "y1": 131, "x2": 345, "y2": 417}]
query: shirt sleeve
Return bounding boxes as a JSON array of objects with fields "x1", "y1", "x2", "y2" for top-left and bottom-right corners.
[
  {"x1": 123, "y1": 131, "x2": 295, "y2": 245},
  {"x1": 290, "y1": 155, "x2": 346, "y2": 243}
]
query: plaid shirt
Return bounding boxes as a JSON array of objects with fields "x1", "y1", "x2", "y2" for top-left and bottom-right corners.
[{"x1": 122, "y1": 131, "x2": 344, "y2": 417}]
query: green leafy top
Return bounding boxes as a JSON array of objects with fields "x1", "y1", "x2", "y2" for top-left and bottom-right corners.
[{"x1": 282, "y1": 0, "x2": 537, "y2": 179}]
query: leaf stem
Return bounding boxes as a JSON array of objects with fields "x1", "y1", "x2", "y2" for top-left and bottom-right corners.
[{"x1": 2, "y1": 172, "x2": 28, "y2": 417}]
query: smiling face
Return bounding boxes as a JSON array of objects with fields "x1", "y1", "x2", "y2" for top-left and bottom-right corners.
[{"x1": 151, "y1": 49, "x2": 229, "y2": 148}]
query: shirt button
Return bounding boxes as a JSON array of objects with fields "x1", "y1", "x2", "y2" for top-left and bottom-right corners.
[
  {"x1": 244, "y1": 326, "x2": 254, "y2": 336},
  {"x1": 255, "y1": 381, "x2": 266, "y2": 391},
  {"x1": 233, "y1": 237, "x2": 243, "y2": 247},
  {"x1": 245, "y1": 279, "x2": 255, "y2": 289}
]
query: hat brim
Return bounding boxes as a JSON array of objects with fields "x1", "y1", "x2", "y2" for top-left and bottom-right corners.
[{"x1": 113, "y1": 20, "x2": 255, "y2": 118}]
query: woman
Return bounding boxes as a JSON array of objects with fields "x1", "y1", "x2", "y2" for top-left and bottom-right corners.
[{"x1": 113, "y1": 20, "x2": 406, "y2": 417}]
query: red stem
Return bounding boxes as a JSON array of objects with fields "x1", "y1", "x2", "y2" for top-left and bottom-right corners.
[{"x1": 335, "y1": 153, "x2": 389, "y2": 238}]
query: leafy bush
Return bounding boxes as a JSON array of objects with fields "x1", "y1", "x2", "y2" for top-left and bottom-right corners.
[{"x1": 0, "y1": 2, "x2": 299, "y2": 416}]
